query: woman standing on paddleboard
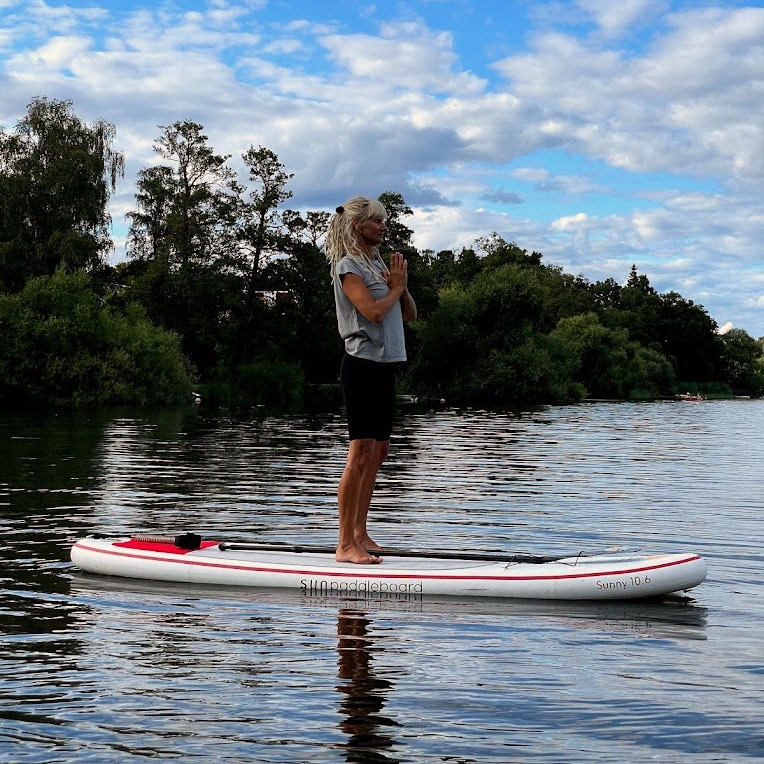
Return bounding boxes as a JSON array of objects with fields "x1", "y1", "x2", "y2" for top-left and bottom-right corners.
[{"x1": 325, "y1": 197, "x2": 417, "y2": 564}]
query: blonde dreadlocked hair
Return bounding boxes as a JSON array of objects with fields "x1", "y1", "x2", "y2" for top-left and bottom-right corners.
[{"x1": 325, "y1": 196, "x2": 389, "y2": 283}]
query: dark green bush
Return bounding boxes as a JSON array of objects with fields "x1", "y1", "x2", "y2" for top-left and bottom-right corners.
[{"x1": 0, "y1": 269, "x2": 192, "y2": 406}]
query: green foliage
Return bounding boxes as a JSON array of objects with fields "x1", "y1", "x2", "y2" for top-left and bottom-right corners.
[
  {"x1": 0, "y1": 269, "x2": 192, "y2": 406},
  {"x1": 240, "y1": 145, "x2": 294, "y2": 283},
  {"x1": 479, "y1": 340, "x2": 576, "y2": 405},
  {"x1": 548, "y1": 313, "x2": 675, "y2": 399},
  {"x1": 379, "y1": 191, "x2": 415, "y2": 256},
  {"x1": 127, "y1": 120, "x2": 241, "y2": 269},
  {"x1": 718, "y1": 328, "x2": 764, "y2": 396},
  {"x1": 0, "y1": 97, "x2": 124, "y2": 292},
  {"x1": 3, "y1": 99, "x2": 762, "y2": 409},
  {"x1": 236, "y1": 359, "x2": 303, "y2": 407},
  {"x1": 411, "y1": 263, "x2": 559, "y2": 404},
  {"x1": 469, "y1": 264, "x2": 545, "y2": 341},
  {"x1": 475, "y1": 233, "x2": 543, "y2": 268},
  {"x1": 203, "y1": 359, "x2": 305, "y2": 411},
  {"x1": 277, "y1": 231, "x2": 339, "y2": 384},
  {"x1": 410, "y1": 285, "x2": 479, "y2": 399},
  {"x1": 602, "y1": 267, "x2": 721, "y2": 384},
  {"x1": 412, "y1": 260, "x2": 681, "y2": 404},
  {"x1": 124, "y1": 122, "x2": 246, "y2": 377}
]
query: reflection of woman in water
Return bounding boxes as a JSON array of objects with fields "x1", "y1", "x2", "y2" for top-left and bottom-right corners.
[{"x1": 336, "y1": 609, "x2": 399, "y2": 762}]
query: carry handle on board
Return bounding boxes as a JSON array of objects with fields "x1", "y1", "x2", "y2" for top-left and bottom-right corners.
[{"x1": 135, "y1": 533, "x2": 577, "y2": 565}]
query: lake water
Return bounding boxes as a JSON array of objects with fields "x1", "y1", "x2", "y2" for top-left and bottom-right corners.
[{"x1": 2, "y1": 400, "x2": 763, "y2": 763}]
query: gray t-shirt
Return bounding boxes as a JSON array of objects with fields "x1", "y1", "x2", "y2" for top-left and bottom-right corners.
[{"x1": 333, "y1": 255, "x2": 407, "y2": 363}]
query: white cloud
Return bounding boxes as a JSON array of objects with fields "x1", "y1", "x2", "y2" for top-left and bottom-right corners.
[
  {"x1": 577, "y1": 0, "x2": 669, "y2": 38},
  {"x1": 492, "y1": 7, "x2": 764, "y2": 182},
  {"x1": 552, "y1": 212, "x2": 589, "y2": 230},
  {"x1": 1, "y1": 1, "x2": 763, "y2": 336},
  {"x1": 29, "y1": 34, "x2": 91, "y2": 67},
  {"x1": 320, "y1": 21, "x2": 485, "y2": 96},
  {"x1": 511, "y1": 167, "x2": 550, "y2": 183}
]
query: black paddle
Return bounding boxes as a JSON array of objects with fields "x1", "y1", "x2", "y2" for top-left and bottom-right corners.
[
  {"x1": 141, "y1": 534, "x2": 580, "y2": 564},
  {"x1": 216, "y1": 540, "x2": 573, "y2": 565}
]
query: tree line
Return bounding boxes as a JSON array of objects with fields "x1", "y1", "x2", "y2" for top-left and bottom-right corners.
[{"x1": 2, "y1": 98, "x2": 763, "y2": 409}]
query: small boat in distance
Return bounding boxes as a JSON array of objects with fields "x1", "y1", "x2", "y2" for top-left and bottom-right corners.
[{"x1": 678, "y1": 392, "x2": 705, "y2": 402}]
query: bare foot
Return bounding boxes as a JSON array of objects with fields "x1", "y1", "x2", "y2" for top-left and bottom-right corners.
[
  {"x1": 336, "y1": 544, "x2": 383, "y2": 564},
  {"x1": 356, "y1": 534, "x2": 384, "y2": 552}
]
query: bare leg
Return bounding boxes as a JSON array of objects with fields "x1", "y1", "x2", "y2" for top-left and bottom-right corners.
[
  {"x1": 354, "y1": 440, "x2": 388, "y2": 551},
  {"x1": 336, "y1": 438, "x2": 383, "y2": 564}
]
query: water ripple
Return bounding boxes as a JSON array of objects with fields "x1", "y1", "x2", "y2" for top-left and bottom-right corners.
[{"x1": 2, "y1": 401, "x2": 763, "y2": 762}]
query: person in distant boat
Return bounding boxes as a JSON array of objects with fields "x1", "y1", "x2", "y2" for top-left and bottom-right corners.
[{"x1": 325, "y1": 196, "x2": 417, "y2": 564}]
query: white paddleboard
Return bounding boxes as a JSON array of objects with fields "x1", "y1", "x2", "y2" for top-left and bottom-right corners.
[{"x1": 70, "y1": 535, "x2": 707, "y2": 601}]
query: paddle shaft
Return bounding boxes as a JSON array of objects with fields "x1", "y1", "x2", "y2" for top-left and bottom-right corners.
[{"x1": 217, "y1": 541, "x2": 569, "y2": 564}]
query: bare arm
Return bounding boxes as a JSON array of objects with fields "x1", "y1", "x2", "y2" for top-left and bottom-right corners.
[
  {"x1": 400, "y1": 286, "x2": 417, "y2": 322},
  {"x1": 341, "y1": 252, "x2": 416, "y2": 323}
]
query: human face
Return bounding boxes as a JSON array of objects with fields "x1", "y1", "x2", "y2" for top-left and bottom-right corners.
[{"x1": 356, "y1": 215, "x2": 386, "y2": 252}]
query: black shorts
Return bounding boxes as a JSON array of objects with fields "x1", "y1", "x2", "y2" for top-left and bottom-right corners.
[{"x1": 340, "y1": 353, "x2": 397, "y2": 441}]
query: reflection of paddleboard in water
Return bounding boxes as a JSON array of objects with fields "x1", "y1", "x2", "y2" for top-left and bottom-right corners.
[{"x1": 70, "y1": 533, "x2": 707, "y2": 601}]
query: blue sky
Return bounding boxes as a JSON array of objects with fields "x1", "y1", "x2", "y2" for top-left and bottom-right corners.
[{"x1": 2, "y1": 0, "x2": 763, "y2": 336}]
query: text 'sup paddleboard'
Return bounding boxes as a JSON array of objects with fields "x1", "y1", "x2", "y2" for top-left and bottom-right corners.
[{"x1": 70, "y1": 534, "x2": 707, "y2": 601}]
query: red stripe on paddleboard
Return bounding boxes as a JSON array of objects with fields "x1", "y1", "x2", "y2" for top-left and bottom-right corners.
[
  {"x1": 73, "y1": 542, "x2": 702, "y2": 583},
  {"x1": 114, "y1": 539, "x2": 219, "y2": 554}
]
